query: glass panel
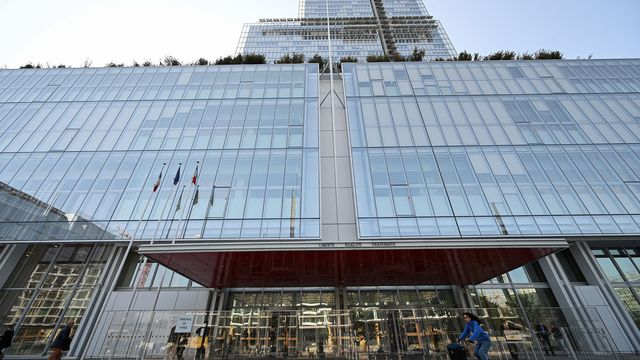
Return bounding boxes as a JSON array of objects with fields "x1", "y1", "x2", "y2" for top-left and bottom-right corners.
[
  {"x1": 391, "y1": 185, "x2": 414, "y2": 217},
  {"x1": 208, "y1": 187, "x2": 230, "y2": 218},
  {"x1": 597, "y1": 257, "x2": 624, "y2": 282}
]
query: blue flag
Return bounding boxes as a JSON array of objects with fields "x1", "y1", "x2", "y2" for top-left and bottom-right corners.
[{"x1": 173, "y1": 165, "x2": 181, "y2": 185}]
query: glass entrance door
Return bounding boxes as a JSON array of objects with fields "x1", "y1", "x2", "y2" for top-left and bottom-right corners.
[{"x1": 345, "y1": 289, "x2": 459, "y2": 360}]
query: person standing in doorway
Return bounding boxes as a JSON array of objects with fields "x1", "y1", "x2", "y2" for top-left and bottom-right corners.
[
  {"x1": 0, "y1": 324, "x2": 15, "y2": 360},
  {"x1": 48, "y1": 321, "x2": 74, "y2": 360},
  {"x1": 535, "y1": 321, "x2": 555, "y2": 356},
  {"x1": 458, "y1": 312, "x2": 491, "y2": 360}
]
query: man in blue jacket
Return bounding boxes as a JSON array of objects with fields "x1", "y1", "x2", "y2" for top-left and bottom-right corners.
[{"x1": 458, "y1": 313, "x2": 491, "y2": 360}]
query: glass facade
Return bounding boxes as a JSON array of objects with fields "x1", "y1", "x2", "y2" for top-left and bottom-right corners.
[
  {"x1": 298, "y1": 0, "x2": 429, "y2": 19},
  {"x1": 237, "y1": 21, "x2": 385, "y2": 62},
  {"x1": 0, "y1": 20, "x2": 640, "y2": 357},
  {"x1": 382, "y1": 0, "x2": 429, "y2": 17},
  {"x1": 0, "y1": 244, "x2": 110, "y2": 355},
  {"x1": 93, "y1": 285, "x2": 582, "y2": 359},
  {"x1": 343, "y1": 59, "x2": 640, "y2": 238},
  {"x1": 592, "y1": 247, "x2": 640, "y2": 328},
  {"x1": 0, "y1": 64, "x2": 320, "y2": 242},
  {"x1": 300, "y1": 0, "x2": 374, "y2": 18},
  {"x1": 237, "y1": 0, "x2": 456, "y2": 62}
]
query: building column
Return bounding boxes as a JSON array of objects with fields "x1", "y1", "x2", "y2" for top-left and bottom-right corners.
[
  {"x1": 572, "y1": 242, "x2": 640, "y2": 352},
  {"x1": 75, "y1": 244, "x2": 127, "y2": 358},
  {"x1": 455, "y1": 285, "x2": 472, "y2": 309},
  {"x1": 0, "y1": 244, "x2": 29, "y2": 288},
  {"x1": 539, "y1": 242, "x2": 640, "y2": 353},
  {"x1": 0, "y1": 244, "x2": 30, "y2": 326},
  {"x1": 319, "y1": 75, "x2": 358, "y2": 244},
  {"x1": 538, "y1": 250, "x2": 600, "y2": 353}
]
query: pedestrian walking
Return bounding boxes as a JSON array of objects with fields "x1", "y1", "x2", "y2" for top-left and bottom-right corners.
[
  {"x1": 458, "y1": 312, "x2": 491, "y2": 360},
  {"x1": 48, "y1": 321, "x2": 74, "y2": 360}
]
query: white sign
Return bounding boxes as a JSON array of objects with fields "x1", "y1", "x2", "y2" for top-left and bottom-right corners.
[{"x1": 175, "y1": 315, "x2": 194, "y2": 333}]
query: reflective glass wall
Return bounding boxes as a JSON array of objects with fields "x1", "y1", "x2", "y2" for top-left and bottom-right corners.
[
  {"x1": 238, "y1": 0, "x2": 456, "y2": 62},
  {"x1": 343, "y1": 59, "x2": 640, "y2": 238},
  {"x1": 238, "y1": 21, "x2": 385, "y2": 63},
  {"x1": 0, "y1": 244, "x2": 111, "y2": 355},
  {"x1": 0, "y1": 64, "x2": 320, "y2": 242},
  {"x1": 592, "y1": 247, "x2": 640, "y2": 328},
  {"x1": 300, "y1": 0, "x2": 374, "y2": 17}
]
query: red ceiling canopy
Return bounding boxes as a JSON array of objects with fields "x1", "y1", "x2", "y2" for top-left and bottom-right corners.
[{"x1": 143, "y1": 247, "x2": 558, "y2": 288}]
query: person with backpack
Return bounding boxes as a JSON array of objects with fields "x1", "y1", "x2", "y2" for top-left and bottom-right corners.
[
  {"x1": 48, "y1": 321, "x2": 74, "y2": 360},
  {"x1": 0, "y1": 324, "x2": 15, "y2": 360},
  {"x1": 458, "y1": 312, "x2": 491, "y2": 360}
]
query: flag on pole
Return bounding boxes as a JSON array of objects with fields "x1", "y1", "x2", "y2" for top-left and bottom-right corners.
[
  {"x1": 173, "y1": 165, "x2": 181, "y2": 185},
  {"x1": 193, "y1": 185, "x2": 199, "y2": 205},
  {"x1": 175, "y1": 187, "x2": 184, "y2": 212},
  {"x1": 192, "y1": 164, "x2": 199, "y2": 185},
  {"x1": 152, "y1": 168, "x2": 163, "y2": 192}
]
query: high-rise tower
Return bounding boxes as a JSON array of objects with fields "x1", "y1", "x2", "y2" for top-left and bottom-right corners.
[{"x1": 237, "y1": 0, "x2": 456, "y2": 62}]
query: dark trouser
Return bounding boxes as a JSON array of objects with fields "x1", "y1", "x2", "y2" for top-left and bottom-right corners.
[
  {"x1": 176, "y1": 346, "x2": 185, "y2": 360},
  {"x1": 539, "y1": 336, "x2": 555, "y2": 356}
]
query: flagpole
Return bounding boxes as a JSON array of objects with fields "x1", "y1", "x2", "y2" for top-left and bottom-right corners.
[
  {"x1": 290, "y1": 189, "x2": 297, "y2": 238},
  {"x1": 121, "y1": 163, "x2": 184, "y2": 359},
  {"x1": 137, "y1": 187, "x2": 182, "y2": 360},
  {"x1": 179, "y1": 161, "x2": 202, "y2": 240},
  {"x1": 154, "y1": 162, "x2": 183, "y2": 243},
  {"x1": 139, "y1": 185, "x2": 188, "y2": 360},
  {"x1": 139, "y1": 161, "x2": 195, "y2": 360},
  {"x1": 180, "y1": 184, "x2": 198, "y2": 239},
  {"x1": 171, "y1": 184, "x2": 188, "y2": 245},
  {"x1": 103, "y1": 162, "x2": 166, "y2": 360}
]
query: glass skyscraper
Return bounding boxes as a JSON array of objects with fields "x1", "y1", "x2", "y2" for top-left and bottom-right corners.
[
  {"x1": 237, "y1": 0, "x2": 456, "y2": 62},
  {"x1": 1, "y1": 1, "x2": 640, "y2": 359}
]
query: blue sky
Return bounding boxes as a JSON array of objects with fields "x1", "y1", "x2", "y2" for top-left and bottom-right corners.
[
  {"x1": 427, "y1": 0, "x2": 640, "y2": 59},
  {"x1": 0, "y1": 0, "x2": 638, "y2": 68}
]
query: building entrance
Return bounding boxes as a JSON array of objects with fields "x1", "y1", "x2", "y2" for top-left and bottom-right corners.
[
  {"x1": 92, "y1": 285, "x2": 627, "y2": 359},
  {"x1": 213, "y1": 290, "x2": 344, "y2": 358},
  {"x1": 214, "y1": 309, "x2": 346, "y2": 358},
  {"x1": 210, "y1": 289, "x2": 460, "y2": 359},
  {"x1": 350, "y1": 308, "x2": 457, "y2": 359}
]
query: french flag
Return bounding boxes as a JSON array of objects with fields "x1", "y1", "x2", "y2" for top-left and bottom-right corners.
[
  {"x1": 192, "y1": 164, "x2": 198, "y2": 185},
  {"x1": 152, "y1": 168, "x2": 163, "y2": 192}
]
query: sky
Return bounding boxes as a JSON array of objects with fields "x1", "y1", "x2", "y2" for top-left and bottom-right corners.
[
  {"x1": 426, "y1": 0, "x2": 640, "y2": 60},
  {"x1": 0, "y1": 0, "x2": 638, "y2": 68}
]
